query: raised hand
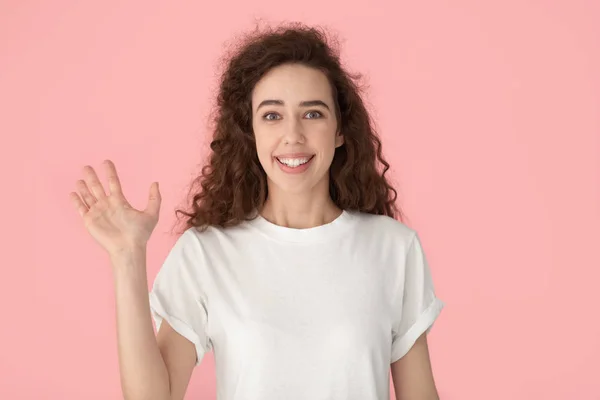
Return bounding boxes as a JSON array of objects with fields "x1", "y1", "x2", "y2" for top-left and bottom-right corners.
[{"x1": 69, "y1": 159, "x2": 161, "y2": 257}]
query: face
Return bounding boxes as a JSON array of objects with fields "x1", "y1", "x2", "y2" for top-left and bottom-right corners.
[{"x1": 251, "y1": 63, "x2": 344, "y2": 196}]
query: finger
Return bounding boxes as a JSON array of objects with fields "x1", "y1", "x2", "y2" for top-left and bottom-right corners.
[
  {"x1": 76, "y1": 179, "x2": 97, "y2": 208},
  {"x1": 144, "y1": 182, "x2": 161, "y2": 217},
  {"x1": 103, "y1": 159, "x2": 123, "y2": 197},
  {"x1": 69, "y1": 192, "x2": 89, "y2": 217},
  {"x1": 83, "y1": 165, "x2": 108, "y2": 200}
]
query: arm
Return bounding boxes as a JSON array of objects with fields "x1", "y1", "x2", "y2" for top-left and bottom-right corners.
[
  {"x1": 112, "y1": 248, "x2": 196, "y2": 400},
  {"x1": 70, "y1": 161, "x2": 198, "y2": 399},
  {"x1": 390, "y1": 332, "x2": 440, "y2": 400}
]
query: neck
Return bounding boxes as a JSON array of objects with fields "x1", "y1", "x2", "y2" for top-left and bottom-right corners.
[{"x1": 260, "y1": 180, "x2": 342, "y2": 229}]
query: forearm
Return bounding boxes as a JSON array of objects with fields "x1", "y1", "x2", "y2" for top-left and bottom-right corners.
[{"x1": 111, "y1": 248, "x2": 171, "y2": 400}]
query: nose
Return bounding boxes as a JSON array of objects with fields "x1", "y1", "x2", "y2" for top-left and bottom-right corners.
[{"x1": 281, "y1": 118, "x2": 305, "y2": 144}]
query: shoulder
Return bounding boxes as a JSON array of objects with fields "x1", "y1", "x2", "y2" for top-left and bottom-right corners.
[
  {"x1": 175, "y1": 219, "x2": 256, "y2": 250},
  {"x1": 181, "y1": 218, "x2": 250, "y2": 237},
  {"x1": 161, "y1": 223, "x2": 252, "y2": 277},
  {"x1": 347, "y1": 210, "x2": 417, "y2": 244}
]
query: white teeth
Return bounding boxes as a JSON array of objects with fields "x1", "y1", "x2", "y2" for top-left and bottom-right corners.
[{"x1": 277, "y1": 157, "x2": 311, "y2": 168}]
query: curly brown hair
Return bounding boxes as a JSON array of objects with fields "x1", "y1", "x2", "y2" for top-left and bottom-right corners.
[{"x1": 172, "y1": 21, "x2": 404, "y2": 234}]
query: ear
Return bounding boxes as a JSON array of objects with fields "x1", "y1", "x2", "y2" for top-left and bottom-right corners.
[{"x1": 335, "y1": 131, "x2": 344, "y2": 148}]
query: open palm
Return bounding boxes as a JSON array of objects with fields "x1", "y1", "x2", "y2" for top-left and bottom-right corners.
[{"x1": 70, "y1": 160, "x2": 161, "y2": 256}]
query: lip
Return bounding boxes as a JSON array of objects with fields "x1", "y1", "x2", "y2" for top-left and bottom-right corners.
[
  {"x1": 274, "y1": 154, "x2": 315, "y2": 174},
  {"x1": 273, "y1": 153, "x2": 315, "y2": 159}
]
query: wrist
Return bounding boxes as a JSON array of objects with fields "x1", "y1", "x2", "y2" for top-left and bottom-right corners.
[
  {"x1": 111, "y1": 249, "x2": 148, "y2": 288},
  {"x1": 110, "y1": 243, "x2": 147, "y2": 259},
  {"x1": 110, "y1": 245, "x2": 147, "y2": 271}
]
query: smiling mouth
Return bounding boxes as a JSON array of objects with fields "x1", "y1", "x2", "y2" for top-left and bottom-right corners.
[{"x1": 275, "y1": 155, "x2": 315, "y2": 168}]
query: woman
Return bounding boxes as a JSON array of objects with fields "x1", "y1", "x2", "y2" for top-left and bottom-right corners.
[{"x1": 70, "y1": 23, "x2": 444, "y2": 400}]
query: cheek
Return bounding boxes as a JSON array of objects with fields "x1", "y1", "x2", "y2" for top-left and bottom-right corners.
[
  {"x1": 316, "y1": 134, "x2": 338, "y2": 156},
  {"x1": 324, "y1": 137, "x2": 340, "y2": 166},
  {"x1": 254, "y1": 137, "x2": 275, "y2": 166}
]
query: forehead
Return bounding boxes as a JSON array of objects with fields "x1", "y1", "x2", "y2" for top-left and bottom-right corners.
[{"x1": 251, "y1": 64, "x2": 332, "y2": 106}]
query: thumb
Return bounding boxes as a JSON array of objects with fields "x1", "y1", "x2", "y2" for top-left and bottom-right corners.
[{"x1": 145, "y1": 182, "x2": 161, "y2": 216}]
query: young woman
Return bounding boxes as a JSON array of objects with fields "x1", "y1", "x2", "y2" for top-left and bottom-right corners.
[{"x1": 70, "y1": 23, "x2": 444, "y2": 400}]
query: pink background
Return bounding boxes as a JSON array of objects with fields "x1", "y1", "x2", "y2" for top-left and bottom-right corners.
[{"x1": 2, "y1": 1, "x2": 599, "y2": 399}]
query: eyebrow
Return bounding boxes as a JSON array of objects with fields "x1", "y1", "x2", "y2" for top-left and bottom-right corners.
[{"x1": 255, "y1": 99, "x2": 330, "y2": 112}]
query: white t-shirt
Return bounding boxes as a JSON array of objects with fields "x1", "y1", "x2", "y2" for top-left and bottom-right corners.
[{"x1": 149, "y1": 210, "x2": 444, "y2": 400}]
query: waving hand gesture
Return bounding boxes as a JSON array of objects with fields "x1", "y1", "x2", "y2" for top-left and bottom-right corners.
[{"x1": 69, "y1": 160, "x2": 161, "y2": 257}]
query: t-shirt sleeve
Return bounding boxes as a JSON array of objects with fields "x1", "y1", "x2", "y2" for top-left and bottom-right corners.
[
  {"x1": 149, "y1": 229, "x2": 211, "y2": 366},
  {"x1": 390, "y1": 231, "x2": 445, "y2": 363}
]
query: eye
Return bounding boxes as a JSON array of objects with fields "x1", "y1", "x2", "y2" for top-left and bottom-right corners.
[
  {"x1": 261, "y1": 110, "x2": 323, "y2": 121},
  {"x1": 305, "y1": 110, "x2": 323, "y2": 119},
  {"x1": 263, "y1": 112, "x2": 280, "y2": 121}
]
